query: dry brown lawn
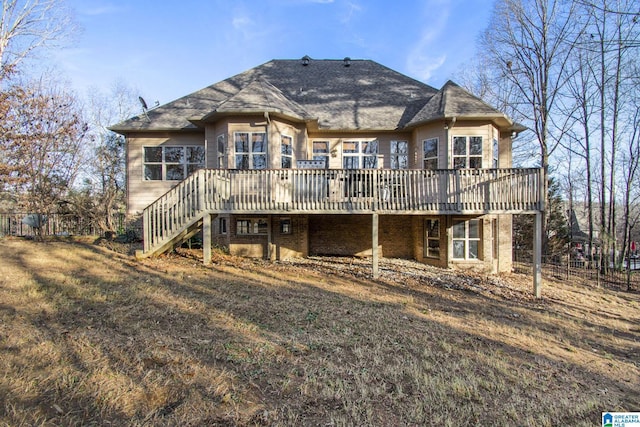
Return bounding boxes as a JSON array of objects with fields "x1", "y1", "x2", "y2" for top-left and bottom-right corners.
[{"x1": 0, "y1": 237, "x2": 638, "y2": 426}]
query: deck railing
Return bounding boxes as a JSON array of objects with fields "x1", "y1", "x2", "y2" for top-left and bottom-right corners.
[
  {"x1": 142, "y1": 167, "x2": 542, "y2": 252},
  {"x1": 199, "y1": 168, "x2": 542, "y2": 213}
]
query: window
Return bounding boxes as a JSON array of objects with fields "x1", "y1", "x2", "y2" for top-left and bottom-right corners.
[
  {"x1": 424, "y1": 219, "x2": 440, "y2": 258},
  {"x1": 236, "y1": 218, "x2": 268, "y2": 235},
  {"x1": 281, "y1": 135, "x2": 293, "y2": 168},
  {"x1": 219, "y1": 218, "x2": 227, "y2": 234},
  {"x1": 312, "y1": 141, "x2": 329, "y2": 168},
  {"x1": 453, "y1": 136, "x2": 482, "y2": 169},
  {"x1": 143, "y1": 146, "x2": 205, "y2": 181},
  {"x1": 343, "y1": 140, "x2": 378, "y2": 169},
  {"x1": 391, "y1": 140, "x2": 408, "y2": 169},
  {"x1": 280, "y1": 218, "x2": 291, "y2": 234},
  {"x1": 423, "y1": 138, "x2": 438, "y2": 170},
  {"x1": 234, "y1": 132, "x2": 267, "y2": 169},
  {"x1": 452, "y1": 219, "x2": 481, "y2": 260},
  {"x1": 217, "y1": 134, "x2": 227, "y2": 169},
  {"x1": 492, "y1": 138, "x2": 499, "y2": 168}
]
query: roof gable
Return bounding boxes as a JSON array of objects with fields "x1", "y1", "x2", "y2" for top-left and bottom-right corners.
[
  {"x1": 406, "y1": 80, "x2": 512, "y2": 127},
  {"x1": 196, "y1": 78, "x2": 312, "y2": 122}
]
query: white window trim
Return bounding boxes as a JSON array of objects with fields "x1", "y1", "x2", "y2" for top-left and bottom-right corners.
[
  {"x1": 142, "y1": 145, "x2": 205, "y2": 181},
  {"x1": 452, "y1": 218, "x2": 481, "y2": 260},
  {"x1": 423, "y1": 137, "x2": 438, "y2": 170},
  {"x1": 234, "y1": 132, "x2": 267, "y2": 170},
  {"x1": 312, "y1": 140, "x2": 330, "y2": 169},
  {"x1": 342, "y1": 139, "x2": 378, "y2": 169},
  {"x1": 391, "y1": 140, "x2": 408, "y2": 170},
  {"x1": 424, "y1": 218, "x2": 440, "y2": 259},
  {"x1": 217, "y1": 134, "x2": 227, "y2": 169},
  {"x1": 281, "y1": 135, "x2": 293, "y2": 169},
  {"x1": 452, "y1": 135, "x2": 483, "y2": 169}
]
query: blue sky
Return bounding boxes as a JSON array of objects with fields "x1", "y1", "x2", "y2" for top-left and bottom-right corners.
[{"x1": 54, "y1": 0, "x2": 495, "y2": 106}]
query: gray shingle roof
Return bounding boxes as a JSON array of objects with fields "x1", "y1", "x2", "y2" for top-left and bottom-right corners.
[
  {"x1": 110, "y1": 59, "x2": 512, "y2": 133},
  {"x1": 405, "y1": 80, "x2": 511, "y2": 127}
]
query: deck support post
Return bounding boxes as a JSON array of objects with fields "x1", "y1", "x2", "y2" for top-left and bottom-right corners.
[
  {"x1": 372, "y1": 213, "x2": 379, "y2": 279},
  {"x1": 533, "y1": 211, "x2": 542, "y2": 298},
  {"x1": 203, "y1": 212, "x2": 211, "y2": 265}
]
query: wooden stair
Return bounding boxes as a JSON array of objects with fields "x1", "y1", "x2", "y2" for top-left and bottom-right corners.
[{"x1": 136, "y1": 214, "x2": 206, "y2": 259}]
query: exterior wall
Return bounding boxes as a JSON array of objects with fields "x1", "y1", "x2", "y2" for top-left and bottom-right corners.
[
  {"x1": 226, "y1": 214, "x2": 308, "y2": 260},
  {"x1": 228, "y1": 214, "x2": 269, "y2": 258},
  {"x1": 212, "y1": 214, "x2": 231, "y2": 248},
  {"x1": 308, "y1": 214, "x2": 414, "y2": 258},
  {"x1": 126, "y1": 132, "x2": 205, "y2": 216},
  {"x1": 497, "y1": 214, "x2": 513, "y2": 272},
  {"x1": 413, "y1": 123, "x2": 448, "y2": 168},
  {"x1": 269, "y1": 215, "x2": 308, "y2": 260}
]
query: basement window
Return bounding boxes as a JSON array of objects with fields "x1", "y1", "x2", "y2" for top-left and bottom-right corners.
[
  {"x1": 280, "y1": 218, "x2": 292, "y2": 234},
  {"x1": 452, "y1": 219, "x2": 481, "y2": 260},
  {"x1": 236, "y1": 218, "x2": 268, "y2": 235},
  {"x1": 143, "y1": 146, "x2": 205, "y2": 181},
  {"x1": 424, "y1": 218, "x2": 440, "y2": 258}
]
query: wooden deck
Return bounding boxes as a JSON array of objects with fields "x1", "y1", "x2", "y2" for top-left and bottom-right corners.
[{"x1": 141, "y1": 168, "x2": 543, "y2": 255}]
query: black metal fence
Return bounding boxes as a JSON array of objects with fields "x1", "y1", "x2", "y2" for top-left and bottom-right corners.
[
  {"x1": 0, "y1": 212, "x2": 126, "y2": 238},
  {"x1": 513, "y1": 250, "x2": 639, "y2": 292}
]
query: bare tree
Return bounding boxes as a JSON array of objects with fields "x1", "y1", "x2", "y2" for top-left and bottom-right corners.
[
  {"x1": 479, "y1": 0, "x2": 586, "y2": 253},
  {"x1": 0, "y1": 0, "x2": 74, "y2": 81},
  {"x1": 73, "y1": 81, "x2": 138, "y2": 234},
  {"x1": 576, "y1": 0, "x2": 640, "y2": 270}
]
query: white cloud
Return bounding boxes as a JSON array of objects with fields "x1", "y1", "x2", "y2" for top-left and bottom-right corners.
[
  {"x1": 74, "y1": 2, "x2": 123, "y2": 16},
  {"x1": 405, "y1": 0, "x2": 450, "y2": 82},
  {"x1": 340, "y1": 1, "x2": 362, "y2": 24},
  {"x1": 232, "y1": 15, "x2": 252, "y2": 29}
]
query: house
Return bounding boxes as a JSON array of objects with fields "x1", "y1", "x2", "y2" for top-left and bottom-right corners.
[{"x1": 110, "y1": 57, "x2": 543, "y2": 278}]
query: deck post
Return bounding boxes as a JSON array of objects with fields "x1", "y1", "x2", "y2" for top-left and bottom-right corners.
[
  {"x1": 203, "y1": 212, "x2": 211, "y2": 265},
  {"x1": 372, "y1": 213, "x2": 379, "y2": 279},
  {"x1": 533, "y1": 211, "x2": 542, "y2": 298}
]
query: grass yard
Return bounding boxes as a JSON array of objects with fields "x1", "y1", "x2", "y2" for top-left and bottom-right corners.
[{"x1": 0, "y1": 237, "x2": 638, "y2": 426}]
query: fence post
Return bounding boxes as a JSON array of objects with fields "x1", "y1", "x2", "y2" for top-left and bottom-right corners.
[{"x1": 533, "y1": 211, "x2": 542, "y2": 298}]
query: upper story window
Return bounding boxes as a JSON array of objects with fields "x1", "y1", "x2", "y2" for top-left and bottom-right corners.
[
  {"x1": 343, "y1": 140, "x2": 378, "y2": 169},
  {"x1": 391, "y1": 140, "x2": 408, "y2": 169},
  {"x1": 423, "y1": 138, "x2": 438, "y2": 170},
  {"x1": 235, "y1": 132, "x2": 267, "y2": 170},
  {"x1": 217, "y1": 134, "x2": 227, "y2": 169},
  {"x1": 312, "y1": 141, "x2": 329, "y2": 168},
  {"x1": 143, "y1": 146, "x2": 205, "y2": 181},
  {"x1": 281, "y1": 135, "x2": 293, "y2": 169},
  {"x1": 492, "y1": 138, "x2": 499, "y2": 168},
  {"x1": 453, "y1": 136, "x2": 482, "y2": 169}
]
